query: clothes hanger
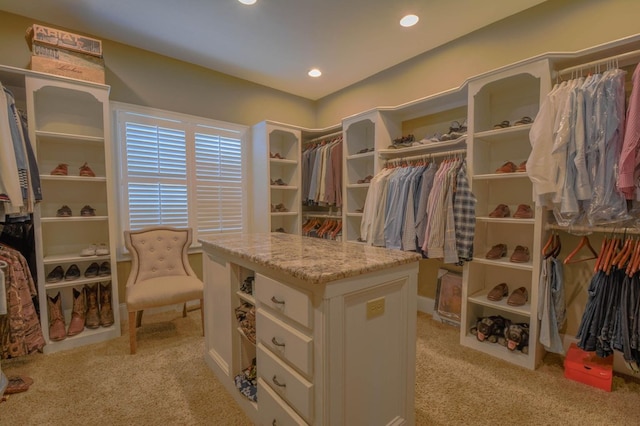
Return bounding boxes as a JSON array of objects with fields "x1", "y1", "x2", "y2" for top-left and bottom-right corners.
[
  {"x1": 617, "y1": 237, "x2": 636, "y2": 270},
  {"x1": 594, "y1": 235, "x2": 611, "y2": 273},
  {"x1": 564, "y1": 234, "x2": 598, "y2": 265},
  {"x1": 542, "y1": 231, "x2": 558, "y2": 258},
  {"x1": 604, "y1": 236, "x2": 621, "y2": 275}
]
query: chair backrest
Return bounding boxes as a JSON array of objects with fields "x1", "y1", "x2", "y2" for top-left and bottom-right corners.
[{"x1": 124, "y1": 226, "x2": 196, "y2": 286}]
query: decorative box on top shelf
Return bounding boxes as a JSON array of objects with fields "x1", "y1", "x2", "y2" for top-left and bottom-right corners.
[{"x1": 27, "y1": 24, "x2": 105, "y2": 84}]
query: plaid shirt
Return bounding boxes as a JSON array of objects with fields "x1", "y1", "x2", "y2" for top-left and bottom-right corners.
[{"x1": 453, "y1": 161, "x2": 476, "y2": 262}]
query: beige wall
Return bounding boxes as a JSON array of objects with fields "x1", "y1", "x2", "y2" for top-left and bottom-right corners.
[
  {"x1": 0, "y1": 11, "x2": 317, "y2": 128},
  {"x1": 316, "y1": 0, "x2": 640, "y2": 126}
]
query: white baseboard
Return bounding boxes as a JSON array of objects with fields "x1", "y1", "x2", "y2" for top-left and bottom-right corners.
[{"x1": 417, "y1": 296, "x2": 435, "y2": 315}]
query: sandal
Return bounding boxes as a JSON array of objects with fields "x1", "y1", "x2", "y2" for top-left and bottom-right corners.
[
  {"x1": 493, "y1": 120, "x2": 510, "y2": 129},
  {"x1": 514, "y1": 116, "x2": 533, "y2": 126}
]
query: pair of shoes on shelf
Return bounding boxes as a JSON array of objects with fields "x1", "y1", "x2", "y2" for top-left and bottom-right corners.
[
  {"x1": 488, "y1": 203, "x2": 533, "y2": 218},
  {"x1": 270, "y1": 178, "x2": 287, "y2": 186},
  {"x1": 495, "y1": 161, "x2": 527, "y2": 173},
  {"x1": 492, "y1": 116, "x2": 533, "y2": 130},
  {"x1": 486, "y1": 283, "x2": 529, "y2": 306},
  {"x1": 357, "y1": 175, "x2": 373, "y2": 184},
  {"x1": 271, "y1": 203, "x2": 288, "y2": 212},
  {"x1": 269, "y1": 152, "x2": 283, "y2": 159},
  {"x1": 84, "y1": 261, "x2": 111, "y2": 278},
  {"x1": 55, "y1": 205, "x2": 97, "y2": 217},
  {"x1": 50, "y1": 162, "x2": 96, "y2": 177},
  {"x1": 46, "y1": 264, "x2": 80, "y2": 282},
  {"x1": 80, "y1": 243, "x2": 109, "y2": 257},
  {"x1": 440, "y1": 119, "x2": 467, "y2": 141},
  {"x1": 84, "y1": 283, "x2": 115, "y2": 329},
  {"x1": 485, "y1": 244, "x2": 531, "y2": 263}
]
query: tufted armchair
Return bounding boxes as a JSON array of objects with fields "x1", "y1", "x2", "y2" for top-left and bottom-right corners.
[{"x1": 124, "y1": 226, "x2": 204, "y2": 354}]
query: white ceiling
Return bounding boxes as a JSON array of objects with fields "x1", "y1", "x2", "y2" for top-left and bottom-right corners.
[{"x1": 0, "y1": 0, "x2": 547, "y2": 100}]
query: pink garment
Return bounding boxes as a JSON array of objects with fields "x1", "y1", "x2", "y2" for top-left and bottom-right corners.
[{"x1": 617, "y1": 63, "x2": 640, "y2": 199}]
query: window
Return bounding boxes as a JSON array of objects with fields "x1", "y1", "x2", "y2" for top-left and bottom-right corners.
[{"x1": 113, "y1": 103, "x2": 247, "y2": 252}]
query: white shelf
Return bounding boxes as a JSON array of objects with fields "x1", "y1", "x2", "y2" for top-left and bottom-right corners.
[
  {"x1": 471, "y1": 257, "x2": 533, "y2": 271},
  {"x1": 467, "y1": 288, "x2": 532, "y2": 317},
  {"x1": 44, "y1": 274, "x2": 113, "y2": 290},
  {"x1": 40, "y1": 175, "x2": 107, "y2": 183},
  {"x1": 460, "y1": 334, "x2": 531, "y2": 370},
  {"x1": 35, "y1": 129, "x2": 104, "y2": 143},
  {"x1": 473, "y1": 123, "x2": 532, "y2": 141},
  {"x1": 475, "y1": 217, "x2": 535, "y2": 225},
  {"x1": 472, "y1": 172, "x2": 529, "y2": 181},
  {"x1": 41, "y1": 215, "x2": 109, "y2": 223},
  {"x1": 43, "y1": 253, "x2": 111, "y2": 264},
  {"x1": 236, "y1": 291, "x2": 255, "y2": 305}
]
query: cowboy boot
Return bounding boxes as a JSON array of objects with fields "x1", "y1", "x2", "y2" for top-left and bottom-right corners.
[
  {"x1": 47, "y1": 292, "x2": 66, "y2": 341},
  {"x1": 67, "y1": 288, "x2": 86, "y2": 336},
  {"x1": 99, "y1": 282, "x2": 114, "y2": 327},
  {"x1": 85, "y1": 284, "x2": 100, "y2": 329}
]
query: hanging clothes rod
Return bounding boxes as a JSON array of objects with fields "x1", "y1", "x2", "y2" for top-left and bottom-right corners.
[
  {"x1": 546, "y1": 223, "x2": 640, "y2": 236},
  {"x1": 556, "y1": 48, "x2": 640, "y2": 77},
  {"x1": 304, "y1": 130, "x2": 343, "y2": 145},
  {"x1": 385, "y1": 148, "x2": 466, "y2": 164}
]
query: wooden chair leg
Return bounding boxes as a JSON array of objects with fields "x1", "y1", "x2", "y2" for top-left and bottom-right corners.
[
  {"x1": 129, "y1": 311, "x2": 137, "y2": 354},
  {"x1": 135, "y1": 310, "x2": 144, "y2": 328},
  {"x1": 200, "y1": 298, "x2": 204, "y2": 336}
]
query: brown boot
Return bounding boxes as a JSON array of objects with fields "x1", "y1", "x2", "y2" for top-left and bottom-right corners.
[
  {"x1": 67, "y1": 288, "x2": 86, "y2": 336},
  {"x1": 47, "y1": 292, "x2": 66, "y2": 341},
  {"x1": 99, "y1": 282, "x2": 114, "y2": 327},
  {"x1": 85, "y1": 284, "x2": 100, "y2": 329}
]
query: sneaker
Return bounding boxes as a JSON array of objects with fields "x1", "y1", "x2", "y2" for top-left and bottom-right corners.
[
  {"x1": 50, "y1": 163, "x2": 68, "y2": 176},
  {"x1": 46, "y1": 265, "x2": 64, "y2": 283},
  {"x1": 84, "y1": 262, "x2": 100, "y2": 278},
  {"x1": 79, "y1": 162, "x2": 96, "y2": 177},
  {"x1": 98, "y1": 261, "x2": 111, "y2": 277},
  {"x1": 80, "y1": 205, "x2": 96, "y2": 216},
  {"x1": 95, "y1": 243, "x2": 109, "y2": 256},
  {"x1": 64, "y1": 264, "x2": 81, "y2": 281},
  {"x1": 80, "y1": 244, "x2": 97, "y2": 256},
  {"x1": 56, "y1": 205, "x2": 72, "y2": 217}
]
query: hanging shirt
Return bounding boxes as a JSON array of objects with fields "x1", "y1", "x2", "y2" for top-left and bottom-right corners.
[{"x1": 618, "y1": 62, "x2": 640, "y2": 199}]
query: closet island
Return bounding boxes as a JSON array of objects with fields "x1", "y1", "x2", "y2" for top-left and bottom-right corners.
[{"x1": 200, "y1": 232, "x2": 420, "y2": 425}]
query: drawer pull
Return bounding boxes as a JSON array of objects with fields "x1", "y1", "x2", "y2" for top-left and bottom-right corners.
[
  {"x1": 272, "y1": 375, "x2": 286, "y2": 388},
  {"x1": 271, "y1": 336, "x2": 286, "y2": 347},
  {"x1": 270, "y1": 296, "x2": 285, "y2": 305}
]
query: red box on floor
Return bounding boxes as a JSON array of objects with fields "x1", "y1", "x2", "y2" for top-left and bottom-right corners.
[{"x1": 564, "y1": 343, "x2": 613, "y2": 392}]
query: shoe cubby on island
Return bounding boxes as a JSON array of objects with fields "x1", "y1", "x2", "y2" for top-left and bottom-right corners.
[{"x1": 200, "y1": 232, "x2": 420, "y2": 425}]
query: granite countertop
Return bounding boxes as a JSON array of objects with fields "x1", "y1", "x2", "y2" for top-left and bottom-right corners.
[{"x1": 199, "y1": 233, "x2": 421, "y2": 285}]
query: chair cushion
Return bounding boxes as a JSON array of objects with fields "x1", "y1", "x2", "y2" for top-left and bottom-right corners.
[{"x1": 126, "y1": 275, "x2": 203, "y2": 311}]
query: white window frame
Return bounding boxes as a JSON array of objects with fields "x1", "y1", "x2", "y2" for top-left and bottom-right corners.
[{"x1": 111, "y1": 101, "x2": 249, "y2": 258}]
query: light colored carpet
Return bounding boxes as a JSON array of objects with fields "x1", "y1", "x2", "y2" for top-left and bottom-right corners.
[{"x1": 1, "y1": 310, "x2": 639, "y2": 425}]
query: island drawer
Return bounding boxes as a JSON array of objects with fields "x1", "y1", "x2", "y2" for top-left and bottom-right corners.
[
  {"x1": 257, "y1": 308, "x2": 313, "y2": 377},
  {"x1": 256, "y1": 273, "x2": 312, "y2": 329},
  {"x1": 258, "y1": 343, "x2": 313, "y2": 422},
  {"x1": 258, "y1": 377, "x2": 309, "y2": 426}
]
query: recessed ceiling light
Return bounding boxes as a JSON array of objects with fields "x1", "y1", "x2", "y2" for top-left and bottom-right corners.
[
  {"x1": 400, "y1": 14, "x2": 419, "y2": 27},
  {"x1": 308, "y1": 68, "x2": 322, "y2": 78},
  {"x1": 238, "y1": 0, "x2": 257, "y2": 5}
]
